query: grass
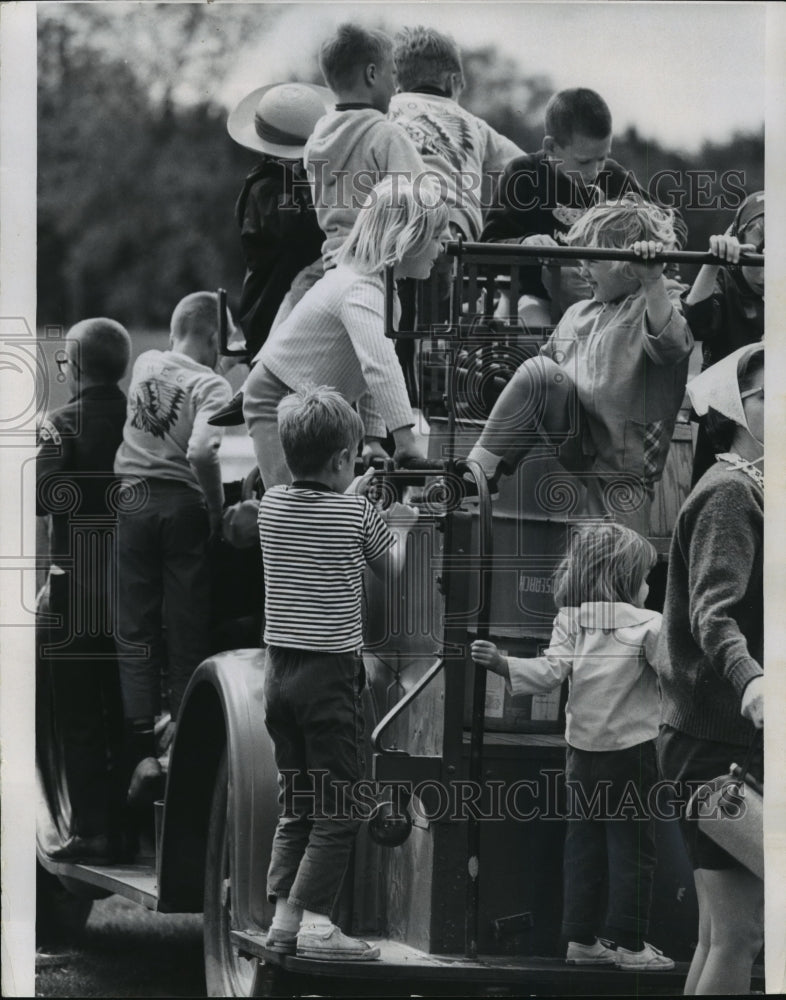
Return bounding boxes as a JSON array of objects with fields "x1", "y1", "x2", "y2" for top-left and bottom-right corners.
[{"x1": 35, "y1": 896, "x2": 206, "y2": 998}]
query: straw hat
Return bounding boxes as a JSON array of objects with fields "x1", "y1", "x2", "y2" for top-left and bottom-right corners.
[{"x1": 227, "y1": 82, "x2": 334, "y2": 158}]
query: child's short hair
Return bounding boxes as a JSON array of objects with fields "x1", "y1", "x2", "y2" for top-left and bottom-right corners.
[
  {"x1": 566, "y1": 194, "x2": 686, "y2": 251},
  {"x1": 544, "y1": 88, "x2": 611, "y2": 146},
  {"x1": 705, "y1": 348, "x2": 764, "y2": 454},
  {"x1": 277, "y1": 384, "x2": 364, "y2": 478},
  {"x1": 68, "y1": 317, "x2": 131, "y2": 384},
  {"x1": 335, "y1": 175, "x2": 449, "y2": 274},
  {"x1": 171, "y1": 291, "x2": 218, "y2": 344},
  {"x1": 319, "y1": 23, "x2": 393, "y2": 92},
  {"x1": 393, "y1": 26, "x2": 464, "y2": 92},
  {"x1": 553, "y1": 523, "x2": 657, "y2": 608}
]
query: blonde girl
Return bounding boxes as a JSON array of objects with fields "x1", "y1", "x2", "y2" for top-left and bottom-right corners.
[
  {"x1": 472, "y1": 523, "x2": 674, "y2": 971},
  {"x1": 466, "y1": 195, "x2": 693, "y2": 534},
  {"x1": 243, "y1": 175, "x2": 448, "y2": 488}
]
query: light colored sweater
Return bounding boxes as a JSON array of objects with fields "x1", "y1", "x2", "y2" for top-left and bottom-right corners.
[
  {"x1": 258, "y1": 265, "x2": 413, "y2": 438},
  {"x1": 114, "y1": 350, "x2": 231, "y2": 517},
  {"x1": 305, "y1": 108, "x2": 426, "y2": 265},
  {"x1": 389, "y1": 91, "x2": 524, "y2": 239}
]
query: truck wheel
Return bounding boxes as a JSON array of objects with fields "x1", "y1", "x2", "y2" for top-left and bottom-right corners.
[
  {"x1": 36, "y1": 861, "x2": 93, "y2": 948},
  {"x1": 204, "y1": 750, "x2": 266, "y2": 997}
]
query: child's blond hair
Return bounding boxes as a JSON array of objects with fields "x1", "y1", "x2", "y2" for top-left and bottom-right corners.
[
  {"x1": 566, "y1": 194, "x2": 686, "y2": 251},
  {"x1": 319, "y1": 23, "x2": 392, "y2": 92},
  {"x1": 393, "y1": 26, "x2": 464, "y2": 93},
  {"x1": 335, "y1": 175, "x2": 449, "y2": 275},
  {"x1": 553, "y1": 522, "x2": 657, "y2": 609},
  {"x1": 277, "y1": 384, "x2": 364, "y2": 477}
]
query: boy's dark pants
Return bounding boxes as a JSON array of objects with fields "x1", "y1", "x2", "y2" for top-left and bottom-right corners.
[
  {"x1": 561, "y1": 740, "x2": 658, "y2": 944},
  {"x1": 264, "y1": 646, "x2": 366, "y2": 916},
  {"x1": 115, "y1": 480, "x2": 211, "y2": 726}
]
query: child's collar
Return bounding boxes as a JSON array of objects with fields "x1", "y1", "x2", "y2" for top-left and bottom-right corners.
[
  {"x1": 290, "y1": 480, "x2": 338, "y2": 493},
  {"x1": 408, "y1": 84, "x2": 452, "y2": 98}
]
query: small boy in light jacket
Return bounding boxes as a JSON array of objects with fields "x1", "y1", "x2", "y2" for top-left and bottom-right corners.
[{"x1": 305, "y1": 23, "x2": 427, "y2": 267}]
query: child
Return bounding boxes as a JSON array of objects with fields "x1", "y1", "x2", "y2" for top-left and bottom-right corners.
[
  {"x1": 481, "y1": 88, "x2": 644, "y2": 323},
  {"x1": 37, "y1": 318, "x2": 132, "y2": 863},
  {"x1": 243, "y1": 175, "x2": 447, "y2": 488},
  {"x1": 471, "y1": 523, "x2": 674, "y2": 970},
  {"x1": 683, "y1": 190, "x2": 764, "y2": 483},
  {"x1": 114, "y1": 293, "x2": 233, "y2": 800},
  {"x1": 209, "y1": 82, "x2": 331, "y2": 428},
  {"x1": 389, "y1": 26, "x2": 524, "y2": 242},
  {"x1": 466, "y1": 195, "x2": 693, "y2": 535},
  {"x1": 259, "y1": 385, "x2": 416, "y2": 960},
  {"x1": 305, "y1": 23, "x2": 427, "y2": 268}
]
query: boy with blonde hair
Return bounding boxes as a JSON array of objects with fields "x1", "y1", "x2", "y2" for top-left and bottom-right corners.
[
  {"x1": 468, "y1": 196, "x2": 692, "y2": 534},
  {"x1": 260, "y1": 385, "x2": 416, "y2": 960},
  {"x1": 389, "y1": 25, "x2": 524, "y2": 240},
  {"x1": 306, "y1": 23, "x2": 426, "y2": 266}
]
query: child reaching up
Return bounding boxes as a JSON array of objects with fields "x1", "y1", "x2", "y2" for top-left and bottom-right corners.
[
  {"x1": 466, "y1": 195, "x2": 693, "y2": 534},
  {"x1": 683, "y1": 190, "x2": 764, "y2": 483},
  {"x1": 471, "y1": 523, "x2": 673, "y2": 971}
]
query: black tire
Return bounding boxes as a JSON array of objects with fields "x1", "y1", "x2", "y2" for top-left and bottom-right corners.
[
  {"x1": 203, "y1": 750, "x2": 267, "y2": 997},
  {"x1": 36, "y1": 861, "x2": 93, "y2": 949}
]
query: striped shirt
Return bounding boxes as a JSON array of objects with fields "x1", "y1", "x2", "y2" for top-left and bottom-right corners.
[{"x1": 259, "y1": 483, "x2": 394, "y2": 652}]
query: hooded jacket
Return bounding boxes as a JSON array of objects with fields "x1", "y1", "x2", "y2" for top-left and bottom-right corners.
[{"x1": 305, "y1": 108, "x2": 426, "y2": 264}]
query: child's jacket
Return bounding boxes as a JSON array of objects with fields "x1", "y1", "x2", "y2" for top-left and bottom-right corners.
[
  {"x1": 542, "y1": 281, "x2": 693, "y2": 492},
  {"x1": 507, "y1": 602, "x2": 662, "y2": 751},
  {"x1": 305, "y1": 108, "x2": 425, "y2": 266},
  {"x1": 388, "y1": 91, "x2": 523, "y2": 240}
]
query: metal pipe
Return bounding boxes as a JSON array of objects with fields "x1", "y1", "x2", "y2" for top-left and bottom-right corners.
[
  {"x1": 445, "y1": 241, "x2": 765, "y2": 267},
  {"x1": 453, "y1": 458, "x2": 494, "y2": 959}
]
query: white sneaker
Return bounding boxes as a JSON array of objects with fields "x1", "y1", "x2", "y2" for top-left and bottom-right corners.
[
  {"x1": 565, "y1": 938, "x2": 617, "y2": 965},
  {"x1": 615, "y1": 941, "x2": 675, "y2": 971},
  {"x1": 296, "y1": 923, "x2": 380, "y2": 961}
]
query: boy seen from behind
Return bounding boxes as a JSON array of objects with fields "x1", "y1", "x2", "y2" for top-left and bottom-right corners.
[
  {"x1": 306, "y1": 23, "x2": 426, "y2": 267},
  {"x1": 260, "y1": 385, "x2": 416, "y2": 960},
  {"x1": 390, "y1": 25, "x2": 524, "y2": 241},
  {"x1": 114, "y1": 292, "x2": 232, "y2": 807}
]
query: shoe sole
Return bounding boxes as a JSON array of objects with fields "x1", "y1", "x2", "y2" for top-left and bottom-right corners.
[
  {"x1": 565, "y1": 958, "x2": 617, "y2": 965},
  {"x1": 615, "y1": 962, "x2": 675, "y2": 971},
  {"x1": 265, "y1": 940, "x2": 297, "y2": 955},
  {"x1": 297, "y1": 947, "x2": 380, "y2": 961}
]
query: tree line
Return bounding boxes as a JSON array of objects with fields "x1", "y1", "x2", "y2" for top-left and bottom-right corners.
[{"x1": 37, "y1": 13, "x2": 763, "y2": 332}]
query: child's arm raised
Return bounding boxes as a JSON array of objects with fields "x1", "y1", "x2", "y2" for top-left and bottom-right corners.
[
  {"x1": 631, "y1": 240, "x2": 693, "y2": 365},
  {"x1": 685, "y1": 229, "x2": 756, "y2": 306}
]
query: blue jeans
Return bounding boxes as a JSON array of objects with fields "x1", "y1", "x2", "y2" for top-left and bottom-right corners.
[
  {"x1": 115, "y1": 480, "x2": 211, "y2": 722},
  {"x1": 561, "y1": 740, "x2": 658, "y2": 942},
  {"x1": 264, "y1": 646, "x2": 366, "y2": 916}
]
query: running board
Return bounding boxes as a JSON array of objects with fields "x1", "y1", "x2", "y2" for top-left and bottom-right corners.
[
  {"x1": 231, "y1": 929, "x2": 696, "y2": 993},
  {"x1": 37, "y1": 855, "x2": 159, "y2": 910}
]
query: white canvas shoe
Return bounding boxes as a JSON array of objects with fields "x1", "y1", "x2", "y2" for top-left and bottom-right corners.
[
  {"x1": 615, "y1": 941, "x2": 675, "y2": 971},
  {"x1": 565, "y1": 937, "x2": 617, "y2": 965}
]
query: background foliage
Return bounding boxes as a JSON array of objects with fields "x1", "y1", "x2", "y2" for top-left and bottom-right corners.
[{"x1": 37, "y1": 5, "x2": 764, "y2": 331}]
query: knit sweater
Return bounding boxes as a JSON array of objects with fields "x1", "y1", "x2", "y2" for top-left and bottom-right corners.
[
  {"x1": 258, "y1": 265, "x2": 412, "y2": 438},
  {"x1": 656, "y1": 462, "x2": 763, "y2": 745}
]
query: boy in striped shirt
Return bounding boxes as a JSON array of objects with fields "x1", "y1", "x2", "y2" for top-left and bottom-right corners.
[{"x1": 259, "y1": 385, "x2": 416, "y2": 960}]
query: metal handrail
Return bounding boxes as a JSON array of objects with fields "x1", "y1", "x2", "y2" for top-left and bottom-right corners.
[{"x1": 445, "y1": 241, "x2": 765, "y2": 267}]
